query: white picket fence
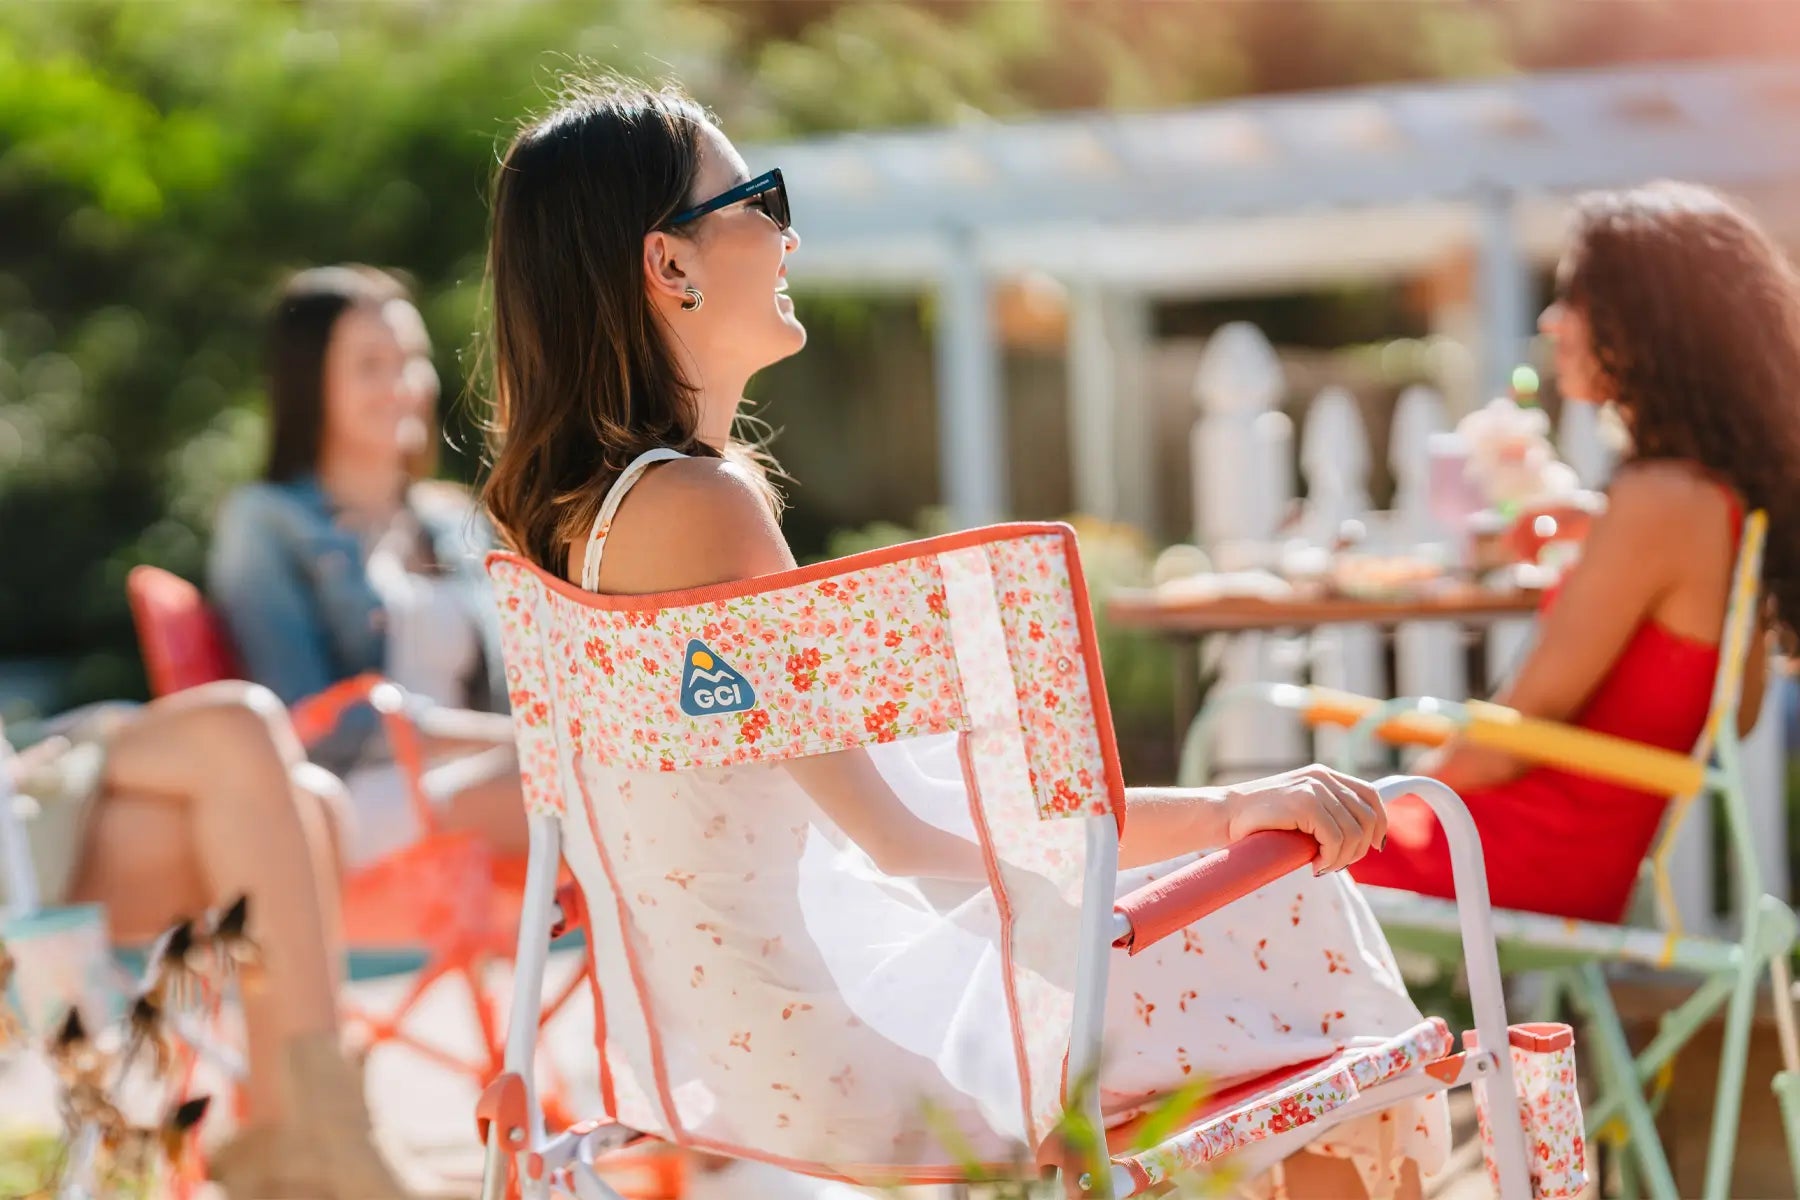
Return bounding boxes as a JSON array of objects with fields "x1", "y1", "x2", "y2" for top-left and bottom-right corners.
[{"x1": 1187, "y1": 322, "x2": 1788, "y2": 932}]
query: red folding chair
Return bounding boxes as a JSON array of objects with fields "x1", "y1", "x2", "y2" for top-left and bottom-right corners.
[{"x1": 125, "y1": 565, "x2": 585, "y2": 1122}]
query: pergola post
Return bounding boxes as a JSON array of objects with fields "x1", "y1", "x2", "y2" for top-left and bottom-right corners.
[
  {"x1": 1475, "y1": 184, "x2": 1533, "y2": 404},
  {"x1": 934, "y1": 228, "x2": 1007, "y2": 527},
  {"x1": 1066, "y1": 284, "x2": 1154, "y2": 525}
]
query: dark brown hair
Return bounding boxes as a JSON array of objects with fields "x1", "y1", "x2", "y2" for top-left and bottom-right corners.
[
  {"x1": 263, "y1": 264, "x2": 419, "y2": 482},
  {"x1": 1562, "y1": 181, "x2": 1800, "y2": 642},
  {"x1": 479, "y1": 79, "x2": 776, "y2": 577}
]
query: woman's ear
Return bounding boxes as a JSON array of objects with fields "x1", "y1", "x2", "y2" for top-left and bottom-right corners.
[{"x1": 643, "y1": 230, "x2": 693, "y2": 304}]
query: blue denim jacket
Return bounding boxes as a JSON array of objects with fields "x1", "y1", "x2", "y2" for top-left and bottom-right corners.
[{"x1": 206, "y1": 476, "x2": 508, "y2": 774}]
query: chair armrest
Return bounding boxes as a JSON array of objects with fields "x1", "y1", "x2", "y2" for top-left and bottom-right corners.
[
  {"x1": 289, "y1": 673, "x2": 443, "y2": 837},
  {"x1": 1301, "y1": 687, "x2": 1455, "y2": 747},
  {"x1": 1459, "y1": 699, "x2": 1705, "y2": 795},
  {"x1": 291, "y1": 676, "x2": 511, "y2": 752},
  {"x1": 1113, "y1": 830, "x2": 1317, "y2": 956},
  {"x1": 1297, "y1": 686, "x2": 1705, "y2": 797},
  {"x1": 411, "y1": 706, "x2": 515, "y2": 747},
  {"x1": 289, "y1": 673, "x2": 391, "y2": 745}
]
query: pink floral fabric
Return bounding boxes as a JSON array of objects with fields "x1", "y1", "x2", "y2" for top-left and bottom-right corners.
[
  {"x1": 487, "y1": 530, "x2": 1117, "y2": 823},
  {"x1": 488, "y1": 560, "x2": 564, "y2": 818},
  {"x1": 1468, "y1": 1025, "x2": 1588, "y2": 1200},
  {"x1": 985, "y1": 535, "x2": 1116, "y2": 821},
  {"x1": 1132, "y1": 1067, "x2": 1360, "y2": 1187},
  {"x1": 1345, "y1": 1018, "x2": 1453, "y2": 1091},
  {"x1": 938, "y1": 544, "x2": 1091, "y2": 1143},
  {"x1": 1122, "y1": 1018, "x2": 1453, "y2": 1188},
  {"x1": 507, "y1": 553, "x2": 968, "y2": 776}
]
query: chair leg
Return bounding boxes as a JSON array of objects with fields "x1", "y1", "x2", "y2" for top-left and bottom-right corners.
[
  {"x1": 1525, "y1": 969, "x2": 1564, "y2": 1025},
  {"x1": 1701, "y1": 950, "x2": 1762, "y2": 1200},
  {"x1": 1574, "y1": 963, "x2": 1680, "y2": 1200},
  {"x1": 462, "y1": 954, "x2": 507, "y2": 1079},
  {"x1": 482, "y1": 815, "x2": 564, "y2": 1200},
  {"x1": 535, "y1": 956, "x2": 586, "y2": 1127},
  {"x1": 349, "y1": 951, "x2": 455, "y2": 1043},
  {"x1": 1615, "y1": 1142, "x2": 1642, "y2": 1200},
  {"x1": 1769, "y1": 953, "x2": 1800, "y2": 1200}
]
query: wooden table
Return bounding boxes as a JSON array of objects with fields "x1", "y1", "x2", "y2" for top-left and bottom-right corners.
[
  {"x1": 1106, "y1": 586, "x2": 1539, "y2": 636},
  {"x1": 1106, "y1": 585, "x2": 1541, "y2": 769}
]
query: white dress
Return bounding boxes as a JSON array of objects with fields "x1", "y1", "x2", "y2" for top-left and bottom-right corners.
[{"x1": 339, "y1": 517, "x2": 488, "y2": 866}]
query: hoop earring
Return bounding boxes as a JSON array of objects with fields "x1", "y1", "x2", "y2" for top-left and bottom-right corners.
[{"x1": 681, "y1": 287, "x2": 705, "y2": 313}]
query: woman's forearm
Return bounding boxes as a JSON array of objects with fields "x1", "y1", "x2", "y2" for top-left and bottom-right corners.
[
  {"x1": 1116, "y1": 767, "x2": 1390, "y2": 875},
  {"x1": 784, "y1": 750, "x2": 988, "y2": 881},
  {"x1": 1118, "y1": 785, "x2": 1233, "y2": 868}
]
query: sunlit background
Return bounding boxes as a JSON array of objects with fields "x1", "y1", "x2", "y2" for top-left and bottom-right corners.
[{"x1": 5, "y1": 0, "x2": 1800, "y2": 764}]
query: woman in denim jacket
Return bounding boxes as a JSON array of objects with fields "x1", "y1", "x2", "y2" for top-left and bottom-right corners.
[{"x1": 209, "y1": 266, "x2": 524, "y2": 865}]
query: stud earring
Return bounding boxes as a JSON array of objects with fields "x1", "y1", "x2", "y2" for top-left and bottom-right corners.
[{"x1": 681, "y1": 287, "x2": 705, "y2": 313}]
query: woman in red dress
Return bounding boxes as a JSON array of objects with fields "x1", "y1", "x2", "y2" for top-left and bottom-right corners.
[{"x1": 1354, "y1": 182, "x2": 1800, "y2": 923}]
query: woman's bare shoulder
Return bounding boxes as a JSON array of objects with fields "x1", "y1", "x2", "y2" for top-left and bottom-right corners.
[
  {"x1": 1608, "y1": 460, "x2": 1733, "y2": 530},
  {"x1": 583, "y1": 456, "x2": 794, "y2": 595},
  {"x1": 1585, "y1": 461, "x2": 1738, "y2": 597}
]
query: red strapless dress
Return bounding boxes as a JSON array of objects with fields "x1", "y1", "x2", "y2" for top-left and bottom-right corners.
[{"x1": 1351, "y1": 503, "x2": 1738, "y2": 923}]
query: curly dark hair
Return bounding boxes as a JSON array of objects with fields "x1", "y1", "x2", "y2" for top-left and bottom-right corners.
[{"x1": 1561, "y1": 180, "x2": 1800, "y2": 642}]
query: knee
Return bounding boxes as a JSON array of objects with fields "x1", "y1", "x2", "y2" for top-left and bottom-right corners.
[
  {"x1": 170, "y1": 684, "x2": 301, "y2": 768},
  {"x1": 291, "y1": 761, "x2": 350, "y2": 864},
  {"x1": 291, "y1": 762, "x2": 349, "y2": 829},
  {"x1": 197, "y1": 680, "x2": 290, "y2": 728},
  {"x1": 291, "y1": 760, "x2": 348, "y2": 806}
]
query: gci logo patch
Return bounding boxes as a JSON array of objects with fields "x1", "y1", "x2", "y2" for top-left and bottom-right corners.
[{"x1": 679, "y1": 640, "x2": 757, "y2": 717}]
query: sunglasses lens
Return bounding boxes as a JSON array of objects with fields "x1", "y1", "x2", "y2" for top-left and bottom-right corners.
[{"x1": 768, "y1": 177, "x2": 791, "y2": 230}]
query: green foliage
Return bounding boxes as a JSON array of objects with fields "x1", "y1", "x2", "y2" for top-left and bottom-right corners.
[
  {"x1": 0, "y1": 1130, "x2": 65, "y2": 1198},
  {"x1": 914, "y1": 1063, "x2": 1227, "y2": 1198},
  {"x1": 0, "y1": 0, "x2": 716, "y2": 701}
]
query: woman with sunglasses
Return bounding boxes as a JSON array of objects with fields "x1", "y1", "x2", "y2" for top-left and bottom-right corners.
[{"x1": 480, "y1": 80, "x2": 1445, "y2": 1199}]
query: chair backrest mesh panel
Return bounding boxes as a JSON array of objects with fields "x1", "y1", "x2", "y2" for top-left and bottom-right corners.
[{"x1": 489, "y1": 524, "x2": 1126, "y2": 1179}]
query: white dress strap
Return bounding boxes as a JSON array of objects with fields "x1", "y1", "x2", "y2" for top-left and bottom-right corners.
[{"x1": 580, "y1": 448, "x2": 690, "y2": 592}]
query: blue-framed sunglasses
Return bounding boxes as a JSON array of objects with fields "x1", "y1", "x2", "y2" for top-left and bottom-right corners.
[{"x1": 666, "y1": 168, "x2": 790, "y2": 232}]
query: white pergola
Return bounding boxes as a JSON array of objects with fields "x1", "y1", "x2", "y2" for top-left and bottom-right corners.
[{"x1": 748, "y1": 62, "x2": 1800, "y2": 527}]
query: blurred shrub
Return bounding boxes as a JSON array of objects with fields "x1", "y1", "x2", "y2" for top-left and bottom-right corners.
[{"x1": 0, "y1": 0, "x2": 726, "y2": 704}]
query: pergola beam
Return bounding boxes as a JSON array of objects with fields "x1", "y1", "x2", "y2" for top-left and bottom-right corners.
[{"x1": 757, "y1": 63, "x2": 1800, "y2": 528}]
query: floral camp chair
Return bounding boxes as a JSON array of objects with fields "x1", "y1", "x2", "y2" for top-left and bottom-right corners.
[
  {"x1": 1188, "y1": 510, "x2": 1800, "y2": 1200},
  {"x1": 477, "y1": 522, "x2": 1573, "y2": 1199}
]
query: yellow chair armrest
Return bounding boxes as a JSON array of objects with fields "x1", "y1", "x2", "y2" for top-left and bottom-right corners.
[
  {"x1": 1295, "y1": 687, "x2": 1705, "y2": 798},
  {"x1": 1459, "y1": 700, "x2": 1705, "y2": 796},
  {"x1": 1301, "y1": 687, "x2": 1457, "y2": 747}
]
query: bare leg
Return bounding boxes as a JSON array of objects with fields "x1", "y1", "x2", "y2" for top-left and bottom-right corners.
[
  {"x1": 67, "y1": 682, "x2": 340, "y2": 1124},
  {"x1": 290, "y1": 761, "x2": 348, "y2": 991}
]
